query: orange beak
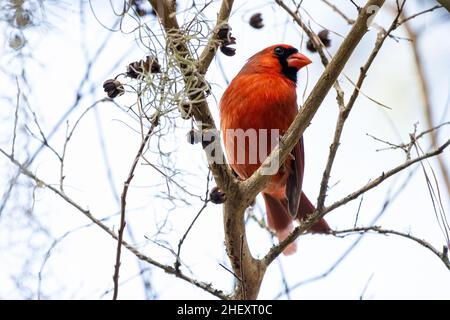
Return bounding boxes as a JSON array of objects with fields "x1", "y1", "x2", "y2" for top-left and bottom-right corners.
[{"x1": 287, "y1": 52, "x2": 312, "y2": 69}]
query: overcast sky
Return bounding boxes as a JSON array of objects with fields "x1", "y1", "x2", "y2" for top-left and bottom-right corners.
[{"x1": 0, "y1": 0, "x2": 449, "y2": 299}]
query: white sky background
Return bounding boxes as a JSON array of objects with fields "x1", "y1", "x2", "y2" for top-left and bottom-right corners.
[{"x1": 0, "y1": 0, "x2": 449, "y2": 299}]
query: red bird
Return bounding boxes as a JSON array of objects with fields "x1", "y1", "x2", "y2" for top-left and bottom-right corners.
[{"x1": 220, "y1": 44, "x2": 330, "y2": 255}]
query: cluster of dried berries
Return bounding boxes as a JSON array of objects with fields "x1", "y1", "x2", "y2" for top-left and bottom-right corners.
[
  {"x1": 306, "y1": 30, "x2": 332, "y2": 53},
  {"x1": 103, "y1": 79, "x2": 125, "y2": 99},
  {"x1": 103, "y1": 55, "x2": 161, "y2": 99},
  {"x1": 127, "y1": 55, "x2": 161, "y2": 79},
  {"x1": 209, "y1": 187, "x2": 227, "y2": 204},
  {"x1": 9, "y1": 33, "x2": 26, "y2": 50},
  {"x1": 14, "y1": 9, "x2": 32, "y2": 28},
  {"x1": 7, "y1": 3, "x2": 33, "y2": 50},
  {"x1": 217, "y1": 24, "x2": 236, "y2": 56},
  {"x1": 249, "y1": 13, "x2": 264, "y2": 29}
]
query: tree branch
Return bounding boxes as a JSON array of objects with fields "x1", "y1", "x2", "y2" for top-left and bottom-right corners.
[
  {"x1": 113, "y1": 113, "x2": 160, "y2": 300},
  {"x1": 149, "y1": 0, "x2": 262, "y2": 300},
  {"x1": 274, "y1": 173, "x2": 416, "y2": 299},
  {"x1": 397, "y1": 5, "x2": 443, "y2": 26},
  {"x1": 198, "y1": 0, "x2": 234, "y2": 74},
  {"x1": 0, "y1": 147, "x2": 228, "y2": 300},
  {"x1": 320, "y1": 0, "x2": 356, "y2": 24},
  {"x1": 275, "y1": 0, "x2": 346, "y2": 108},
  {"x1": 400, "y1": 7, "x2": 450, "y2": 198},
  {"x1": 263, "y1": 138, "x2": 450, "y2": 266},
  {"x1": 333, "y1": 226, "x2": 450, "y2": 270},
  {"x1": 148, "y1": 0, "x2": 236, "y2": 192},
  {"x1": 435, "y1": 0, "x2": 450, "y2": 13},
  {"x1": 316, "y1": 0, "x2": 406, "y2": 212}
]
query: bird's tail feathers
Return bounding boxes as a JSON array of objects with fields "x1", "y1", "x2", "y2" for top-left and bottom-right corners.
[
  {"x1": 262, "y1": 193, "x2": 297, "y2": 255},
  {"x1": 262, "y1": 192, "x2": 330, "y2": 256}
]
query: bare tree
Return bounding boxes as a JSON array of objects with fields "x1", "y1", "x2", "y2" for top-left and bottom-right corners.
[{"x1": 0, "y1": 0, "x2": 448, "y2": 300}]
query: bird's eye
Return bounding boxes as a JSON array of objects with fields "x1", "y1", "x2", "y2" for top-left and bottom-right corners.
[{"x1": 274, "y1": 46, "x2": 285, "y2": 56}]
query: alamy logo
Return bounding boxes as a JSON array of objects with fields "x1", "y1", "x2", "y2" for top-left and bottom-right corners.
[{"x1": 199, "y1": 123, "x2": 281, "y2": 176}]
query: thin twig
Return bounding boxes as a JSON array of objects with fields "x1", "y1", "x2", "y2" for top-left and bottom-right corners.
[
  {"x1": 276, "y1": 0, "x2": 346, "y2": 108},
  {"x1": 354, "y1": 190, "x2": 366, "y2": 227},
  {"x1": 60, "y1": 100, "x2": 105, "y2": 192},
  {"x1": 112, "y1": 113, "x2": 160, "y2": 300},
  {"x1": 274, "y1": 170, "x2": 417, "y2": 299},
  {"x1": 26, "y1": 20, "x2": 121, "y2": 167},
  {"x1": 11, "y1": 78, "x2": 20, "y2": 158},
  {"x1": 397, "y1": 5, "x2": 443, "y2": 26},
  {"x1": 321, "y1": 0, "x2": 355, "y2": 24},
  {"x1": 325, "y1": 142, "x2": 450, "y2": 214},
  {"x1": 276, "y1": 250, "x2": 291, "y2": 300},
  {"x1": 359, "y1": 273, "x2": 374, "y2": 300},
  {"x1": 38, "y1": 223, "x2": 93, "y2": 299},
  {"x1": 219, "y1": 263, "x2": 242, "y2": 282},
  {"x1": 93, "y1": 103, "x2": 155, "y2": 299},
  {"x1": 197, "y1": 0, "x2": 235, "y2": 74},
  {"x1": 0, "y1": 147, "x2": 228, "y2": 300},
  {"x1": 435, "y1": 0, "x2": 450, "y2": 13},
  {"x1": 414, "y1": 142, "x2": 450, "y2": 245},
  {"x1": 175, "y1": 200, "x2": 209, "y2": 271},
  {"x1": 149, "y1": 0, "x2": 236, "y2": 191},
  {"x1": 264, "y1": 138, "x2": 450, "y2": 265},
  {"x1": 316, "y1": 1, "x2": 406, "y2": 212},
  {"x1": 400, "y1": 7, "x2": 450, "y2": 198},
  {"x1": 333, "y1": 226, "x2": 450, "y2": 270}
]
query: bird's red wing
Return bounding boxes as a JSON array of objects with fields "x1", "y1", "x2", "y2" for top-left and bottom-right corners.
[
  {"x1": 286, "y1": 139, "x2": 331, "y2": 233},
  {"x1": 286, "y1": 138, "x2": 305, "y2": 217}
]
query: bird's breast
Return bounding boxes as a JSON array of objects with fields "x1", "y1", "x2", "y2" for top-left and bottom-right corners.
[
  {"x1": 220, "y1": 74, "x2": 298, "y2": 132},
  {"x1": 220, "y1": 73, "x2": 298, "y2": 182}
]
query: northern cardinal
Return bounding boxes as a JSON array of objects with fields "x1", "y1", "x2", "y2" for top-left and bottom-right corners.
[{"x1": 220, "y1": 44, "x2": 330, "y2": 255}]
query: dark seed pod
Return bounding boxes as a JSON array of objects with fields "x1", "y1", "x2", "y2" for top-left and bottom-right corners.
[
  {"x1": 318, "y1": 30, "x2": 331, "y2": 47},
  {"x1": 216, "y1": 24, "x2": 232, "y2": 42},
  {"x1": 306, "y1": 29, "x2": 331, "y2": 53},
  {"x1": 228, "y1": 36, "x2": 236, "y2": 45},
  {"x1": 15, "y1": 10, "x2": 32, "y2": 28},
  {"x1": 126, "y1": 60, "x2": 144, "y2": 79},
  {"x1": 103, "y1": 79, "x2": 125, "y2": 98},
  {"x1": 209, "y1": 187, "x2": 227, "y2": 204},
  {"x1": 249, "y1": 13, "x2": 264, "y2": 29},
  {"x1": 306, "y1": 40, "x2": 316, "y2": 53},
  {"x1": 220, "y1": 45, "x2": 236, "y2": 57},
  {"x1": 186, "y1": 129, "x2": 202, "y2": 145},
  {"x1": 144, "y1": 55, "x2": 161, "y2": 73},
  {"x1": 217, "y1": 24, "x2": 236, "y2": 57},
  {"x1": 126, "y1": 55, "x2": 160, "y2": 79},
  {"x1": 9, "y1": 33, "x2": 26, "y2": 50}
]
